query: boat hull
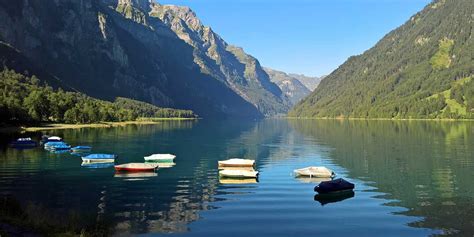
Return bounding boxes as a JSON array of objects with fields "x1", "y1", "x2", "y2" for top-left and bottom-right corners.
[
  {"x1": 219, "y1": 170, "x2": 259, "y2": 178},
  {"x1": 115, "y1": 167, "x2": 157, "y2": 172},
  {"x1": 82, "y1": 158, "x2": 115, "y2": 163}
]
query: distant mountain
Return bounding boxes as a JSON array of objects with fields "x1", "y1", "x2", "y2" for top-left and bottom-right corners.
[
  {"x1": 288, "y1": 73, "x2": 323, "y2": 91},
  {"x1": 291, "y1": 0, "x2": 474, "y2": 119},
  {"x1": 0, "y1": 0, "x2": 289, "y2": 118},
  {"x1": 263, "y1": 68, "x2": 311, "y2": 105}
]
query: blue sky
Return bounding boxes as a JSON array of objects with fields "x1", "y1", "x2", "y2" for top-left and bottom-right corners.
[{"x1": 157, "y1": 0, "x2": 431, "y2": 77}]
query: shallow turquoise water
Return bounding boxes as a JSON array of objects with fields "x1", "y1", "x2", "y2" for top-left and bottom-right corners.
[{"x1": 0, "y1": 120, "x2": 473, "y2": 236}]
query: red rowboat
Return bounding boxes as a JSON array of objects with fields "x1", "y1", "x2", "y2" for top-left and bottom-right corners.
[{"x1": 114, "y1": 163, "x2": 159, "y2": 172}]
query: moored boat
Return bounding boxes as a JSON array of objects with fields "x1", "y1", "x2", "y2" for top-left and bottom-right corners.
[
  {"x1": 219, "y1": 169, "x2": 259, "y2": 178},
  {"x1": 218, "y1": 158, "x2": 255, "y2": 168},
  {"x1": 314, "y1": 178, "x2": 355, "y2": 194},
  {"x1": 44, "y1": 141, "x2": 67, "y2": 149},
  {"x1": 144, "y1": 154, "x2": 176, "y2": 162},
  {"x1": 114, "y1": 163, "x2": 159, "y2": 172},
  {"x1": 9, "y1": 138, "x2": 37, "y2": 148},
  {"x1": 82, "y1": 154, "x2": 117, "y2": 163},
  {"x1": 50, "y1": 144, "x2": 72, "y2": 151},
  {"x1": 294, "y1": 166, "x2": 335, "y2": 178},
  {"x1": 41, "y1": 135, "x2": 62, "y2": 145}
]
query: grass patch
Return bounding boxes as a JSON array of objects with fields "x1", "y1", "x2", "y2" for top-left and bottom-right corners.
[{"x1": 430, "y1": 38, "x2": 454, "y2": 70}]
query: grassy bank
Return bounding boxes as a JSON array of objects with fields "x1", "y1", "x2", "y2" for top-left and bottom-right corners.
[
  {"x1": 0, "y1": 118, "x2": 198, "y2": 133},
  {"x1": 284, "y1": 117, "x2": 474, "y2": 122}
]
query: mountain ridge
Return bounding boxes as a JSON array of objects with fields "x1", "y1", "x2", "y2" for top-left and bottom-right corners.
[
  {"x1": 0, "y1": 0, "x2": 289, "y2": 118},
  {"x1": 290, "y1": 0, "x2": 474, "y2": 119}
]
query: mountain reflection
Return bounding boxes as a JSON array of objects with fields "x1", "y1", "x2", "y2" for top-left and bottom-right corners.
[{"x1": 290, "y1": 119, "x2": 474, "y2": 235}]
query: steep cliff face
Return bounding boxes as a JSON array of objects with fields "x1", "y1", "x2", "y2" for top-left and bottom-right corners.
[
  {"x1": 150, "y1": 2, "x2": 290, "y2": 116},
  {"x1": 0, "y1": 0, "x2": 289, "y2": 118}
]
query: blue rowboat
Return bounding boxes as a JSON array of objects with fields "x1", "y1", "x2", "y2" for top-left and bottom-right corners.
[
  {"x1": 71, "y1": 146, "x2": 92, "y2": 152},
  {"x1": 82, "y1": 154, "x2": 117, "y2": 163},
  {"x1": 9, "y1": 138, "x2": 37, "y2": 148},
  {"x1": 44, "y1": 141, "x2": 67, "y2": 149},
  {"x1": 50, "y1": 143, "x2": 72, "y2": 151}
]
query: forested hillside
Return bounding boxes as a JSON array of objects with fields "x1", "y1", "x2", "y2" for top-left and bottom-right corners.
[
  {"x1": 290, "y1": 0, "x2": 474, "y2": 119},
  {"x1": 0, "y1": 69, "x2": 196, "y2": 125}
]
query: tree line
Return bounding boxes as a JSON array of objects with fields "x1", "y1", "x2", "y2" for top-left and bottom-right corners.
[{"x1": 0, "y1": 69, "x2": 197, "y2": 125}]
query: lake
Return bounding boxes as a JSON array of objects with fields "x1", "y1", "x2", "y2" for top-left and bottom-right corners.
[{"x1": 0, "y1": 119, "x2": 473, "y2": 236}]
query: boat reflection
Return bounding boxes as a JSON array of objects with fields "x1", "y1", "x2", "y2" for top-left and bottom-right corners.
[
  {"x1": 219, "y1": 177, "x2": 258, "y2": 184},
  {"x1": 295, "y1": 177, "x2": 332, "y2": 184},
  {"x1": 114, "y1": 171, "x2": 158, "y2": 179},
  {"x1": 81, "y1": 162, "x2": 114, "y2": 169},
  {"x1": 157, "y1": 162, "x2": 176, "y2": 168},
  {"x1": 314, "y1": 190, "x2": 355, "y2": 206}
]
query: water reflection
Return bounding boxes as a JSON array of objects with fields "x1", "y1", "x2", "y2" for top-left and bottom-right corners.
[
  {"x1": 0, "y1": 119, "x2": 473, "y2": 236},
  {"x1": 290, "y1": 119, "x2": 474, "y2": 235},
  {"x1": 314, "y1": 190, "x2": 355, "y2": 206}
]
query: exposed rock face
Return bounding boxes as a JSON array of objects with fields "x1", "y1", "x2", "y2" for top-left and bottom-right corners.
[
  {"x1": 150, "y1": 3, "x2": 290, "y2": 116},
  {"x1": 0, "y1": 0, "x2": 289, "y2": 118},
  {"x1": 264, "y1": 68, "x2": 313, "y2": 105},
  {"x1": 288, "y1": 74, "x2": 324, "y2": 91}
]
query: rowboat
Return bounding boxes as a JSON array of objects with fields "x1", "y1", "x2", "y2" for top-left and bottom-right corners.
[
  {"x1": 218, "y1": 158, "x2": 255, "y2": 168},
  {"x1": 9, "y1": 138, "x2": 37, "y2": 148},
  {"x1": 44, "y1": 141, "x2": 67, "y2": 149},
  {"x1": 81, "y1": 162, "x2": 114, "y2": 169},
  {"x1": 144, "y1": 154, "x2": 176, "y2": 162},
  {"x1": 314, "y1": 178, "x2": 355, "y2": 194},
  {"x1": 219, "y1": 169, "x2": 259, "y2": 178},
  {"x1": 41, "y1": 136, "x2": 62, "y2": 145},
  {"x1": 44, "y1": 141, "x2": 71, "y2": 151},
  {"x1": 50, "y1": 143, "x2": 71, "y2": 151},
  {"x1": 114, "y1": 172, "x2": 158, "y2": 178},
  {"x1": 294, "y1": 166, "x2": 335, "y2": 178},
  {"x1": 114, "y1": 163, "x2": 159, "y2": 172},
  {"x1": 82, "y1": 154, "x2": 117, "y2": 163},
  {"x1": 71, "y1": 146, "x2": 92, "y2": 152}
]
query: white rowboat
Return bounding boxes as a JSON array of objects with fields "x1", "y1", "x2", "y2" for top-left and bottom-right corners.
[
  {"x1": 144, "y1": 154, "x2": 176, "y2": 162},
  {"x1": 219, "y1": 169, "x2": 259, "y2": 178},
  {"x1": 294, "y1": 166, "x2": 335, "y2": 178},
  {"x1": 218, "y1": 158, "x2": 255, "y2": 168}
]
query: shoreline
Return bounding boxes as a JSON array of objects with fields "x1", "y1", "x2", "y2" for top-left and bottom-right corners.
[
  {"x1": 284, "y1": 117, "x2": 474, "y2": 122},
  {"x1": 0, "y1": 118, "x2": 198, "y2": 133}
]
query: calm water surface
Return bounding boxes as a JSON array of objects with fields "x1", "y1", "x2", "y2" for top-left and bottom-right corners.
[{"x1": 0, "y1": 120, "x2": 473, "y2": 236}]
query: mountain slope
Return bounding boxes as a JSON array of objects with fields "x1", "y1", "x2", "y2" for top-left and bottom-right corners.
[
  {"x1": 0, "y1": 0, "x2": 287, "y2": 118},
  {"x1": 263, "y1": 67, "x2": 311, "y2": 105},
  {"x1": 290, "y1": 0, "x2": 474, "y2": 119},
  {"x1": 150, "y1": 3, "x2": 290, "y2": 116}
]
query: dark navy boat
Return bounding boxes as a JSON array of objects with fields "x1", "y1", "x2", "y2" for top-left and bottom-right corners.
[
  {"x1": 9, "y1": 138, "x2": 37, "y2": 148},
  {"x1": 314, "y1": 178, "x2": 355, "y2": 194}
]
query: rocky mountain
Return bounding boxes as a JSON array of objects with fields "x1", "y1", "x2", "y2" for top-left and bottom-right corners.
[
  {"x1": 0, "y1": 0, "x2": 289, "y2": 118},
  {"x1": 263, "y1": 67, "x2": 311, "y2": 105},
  {"x1": 150, "y1": 2, "x2": 290, "y2": 116},
  {"x1": 287, "y1": 73, "x2": 323, "y2": 91},
  {"x1": 291, "y1": 0, "x2": 474, "y2": 119}
]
